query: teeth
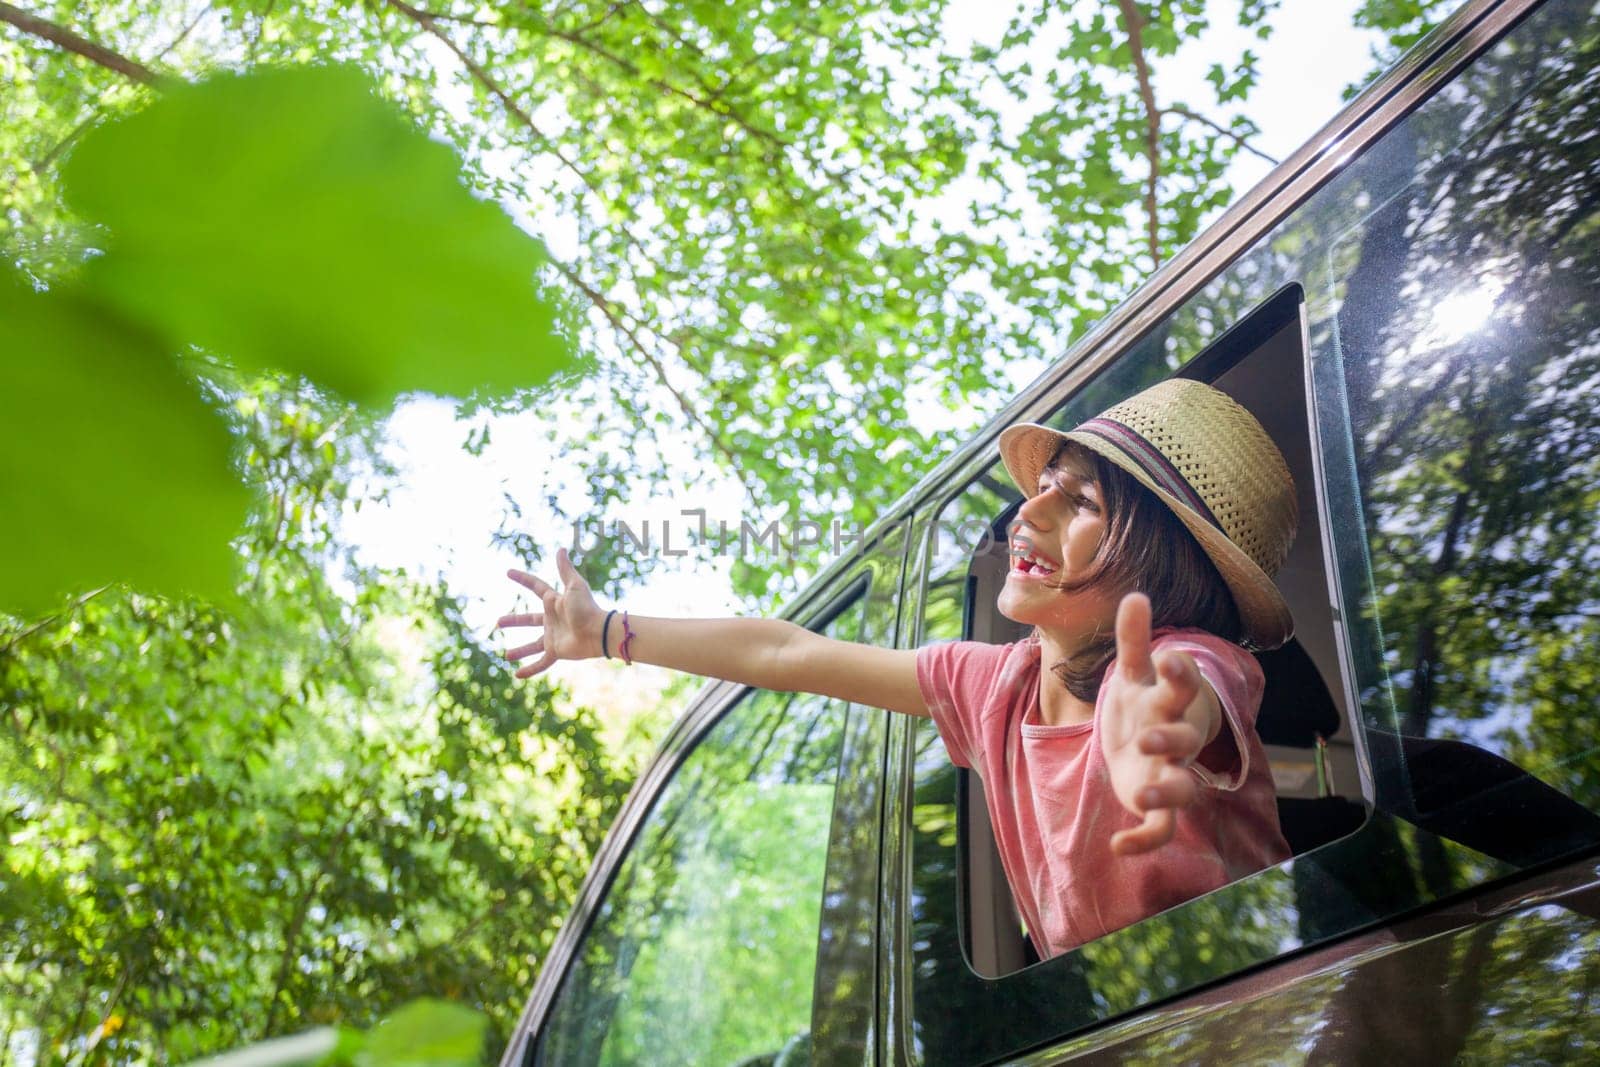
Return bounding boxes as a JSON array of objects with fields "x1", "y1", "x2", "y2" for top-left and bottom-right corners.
[{"x1": 1011, "y1": 543, "x2": 1057, "y2": 573}]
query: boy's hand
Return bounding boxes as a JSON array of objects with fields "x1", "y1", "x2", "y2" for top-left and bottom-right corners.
[
  {"x1": 499, "y1": 547, "x2": 606, "y2": 678},
  {"x1": 1099, "y1": 592, "x2": 1216, "y2": 856}
]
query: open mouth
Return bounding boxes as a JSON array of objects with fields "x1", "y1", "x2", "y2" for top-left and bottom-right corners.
[{"x1": 1010, "y1": 543, "x2": 1059, "y2": 577}]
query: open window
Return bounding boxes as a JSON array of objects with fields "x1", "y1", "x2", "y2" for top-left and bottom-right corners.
[{"x1": 911, "y1": 285, "x2": 1367, "y2": 981}]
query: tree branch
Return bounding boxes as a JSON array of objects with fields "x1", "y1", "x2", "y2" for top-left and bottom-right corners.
[
  {"x1": 1114, "y1": 0, "x2": 1162, "y2": 268},
  {"x1": 84, "y1": 963, "x2": 133, "y2": 1057},
  {"x1": 261, "y1": 825, "x2": 343, "y2": 1037},
  {"x1": 382, "y1": 0, "x2": 759, "y2": 501},
  {"x1": 567, "y1": 0, "x2": 629, "y2": 36},
  {"x1": 703, "y1": 15, "x2": 813, "y2": 104},
  {"x1": 0, "y1": 2, "x2": 162, "y2": 85},
  {"x1": 518, "y1": 1, "x2": 867, "y2": 246},
  {"x1": 624, "y1": 2, "x2": 758, "y2": 117},
  {"x1": 153, "y1": 0, "x2": 213, "y2": 60},
  {"x1": 402, "y1": 6, "x2": 496, "y2": 27},
  {"x1": 246, "y1": 0, "x2": 278, "y2": 62},
  {"x1": 384, "y1": 0, "x2": 609, "y2": 206},
  {"x1": 526, "y1": 14, "x2": 791, "y2": 153},
  {"x1": 31, "y1": 3, "x2": 214, "y2": 174},
  {"x1": 1160, "y1": 104, "x2": 1278, "y2": 165},
  {"x1": 1, "y1": 585, "x2": 112, "y2": 655},
  {"x1": 552, "y1": 258, "x2": 757, "y2": 500}
]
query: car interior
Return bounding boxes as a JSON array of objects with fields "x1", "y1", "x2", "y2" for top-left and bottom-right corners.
[{"x1": 955, "y1": 284, "x2": 1371, "y2": 976}]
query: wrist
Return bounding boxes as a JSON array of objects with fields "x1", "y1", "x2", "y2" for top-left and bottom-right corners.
[{"x1": 597, "y1": 608, "x2": 638, "y2": 664}]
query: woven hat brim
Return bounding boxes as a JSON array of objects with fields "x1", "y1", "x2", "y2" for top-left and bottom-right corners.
[{"x1": 997, "y1": 421, "x2": 1294, "y2": 651}]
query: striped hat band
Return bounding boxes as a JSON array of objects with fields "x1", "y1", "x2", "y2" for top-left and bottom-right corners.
[{"x1": 1073, "y1": 417, "x2": 1226, "y2": 534}]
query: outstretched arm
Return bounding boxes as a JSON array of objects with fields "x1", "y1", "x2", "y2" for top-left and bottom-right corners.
[
  {"x1": 1099, "y1": 593, "x2": 1224, "y2": 856},
  {"x1": 501, "y1": 548, "x2": 929, "y2": 718}
]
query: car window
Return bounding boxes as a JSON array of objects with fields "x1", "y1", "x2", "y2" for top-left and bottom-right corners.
[{"x1": 535, "y1": 597, "x2": 864, "y2": 1066}]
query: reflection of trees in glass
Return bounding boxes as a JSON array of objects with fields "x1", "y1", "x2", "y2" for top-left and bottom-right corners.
[
  {"x1": 1334, "y1": 2, "x2": 1600, "y2": 828},
  {"x1": 910, "y1": 493, "x2": 998, "y2": 1059},
  {"x1": 1305, "y1": 904, "x2": 1600, "y2": 1064},
  {"x1": 906, "y1": 722, "x2": 964, "y2": 1060},
  {"x1": 809, "y1": 593, "x2": 891, "y2": 1063},
  {"x1": 922, "y1": 474, "x2": 1016, "y2": 646},
  {"x1": 1077, "y1": 877, "x2": 1297, "y2": 1006},
  {"x1": 897, "y1": 4, "x2": 1600, "y2": 1059},
  {"x1": 1080, "y1": 897, "x2": 1599, "y2": 1063},
  {"x1": 537, "y1": 607, "x2": 860, "y2": 1067},
  {"x1": 1452, "y1": 909, "x2": 1600, "y2": 1063}
]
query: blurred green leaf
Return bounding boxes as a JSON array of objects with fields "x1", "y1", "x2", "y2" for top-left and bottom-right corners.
[
  {"x1": 184, "y1": 1028, "x2": 340, "y2": 1067},
  {"x1": 177, "y1": 1001, "x2": 487, "y2": 1067},
  {"x1": 360, "y1": 999, "x2": 488, "y2": 1066},
  {"x1": 62, "y1": 64, "x2": 569, "y2": 406},
  {"x1": 0, "y1": 272, "x2": 249, "y2": 614}
]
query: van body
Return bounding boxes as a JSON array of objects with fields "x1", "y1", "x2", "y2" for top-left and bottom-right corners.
[{"x1": 501, "y1": 0, "x2": 1600, "y2": 1061}]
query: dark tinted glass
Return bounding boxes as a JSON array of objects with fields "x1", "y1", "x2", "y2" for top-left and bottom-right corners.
[
  {"x1": 535, "y1": 601, "x2": 863, "y2": 1067},
  {"x1": 894, "y1": 2, "x2": 1600, "y2": 1061}
]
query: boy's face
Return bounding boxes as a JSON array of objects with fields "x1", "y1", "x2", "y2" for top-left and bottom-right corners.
[{"x1": 998, "y1": 445, "x2": 1119, "y2": 641}]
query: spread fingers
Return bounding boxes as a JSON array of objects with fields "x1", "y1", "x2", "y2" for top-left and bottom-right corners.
[
  {"x1": 1153, "y1": 650, "x2": 1201, "y2": 716},
  {"x1": 1138, "y1": 722, "x2": 1203, "y2": 760},
  {"x1": 1134, "y1": 767, "x2": 1199, "y2": 812},
  {"x1": 505, "y1": 639, "x2": 545, "y2": 662},
  {"x1": 556, "y1": 547, "x2": 585, "y2": 586},
  {"x1": 514, "y1": 652, "x2": 557, "y2": 680},
  {"x1": 1115, "y1": 593, "x2": 1155, "y2": 684},
  {"x1": 507, "y1": 568, "x2": 553, "y2": 597}
]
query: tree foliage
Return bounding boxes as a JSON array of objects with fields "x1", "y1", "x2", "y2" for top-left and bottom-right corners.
[
  {"x1": 3, "y1": 60, "x2": 568, "y2": 615},
  {"x1": 2, "y1": 377, "x2": 634, "y2": 1063},
  {"x1": 0, "y1": 0, "x2": 1376, "y2": 603},
  {"x1": 0, "y1": 0, "x2": 1462, "y2": 1063}
]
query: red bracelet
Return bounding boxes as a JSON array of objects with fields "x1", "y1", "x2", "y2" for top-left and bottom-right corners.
[{"x1": 618, "y1": 610, "x2": 637, "y2": 666}]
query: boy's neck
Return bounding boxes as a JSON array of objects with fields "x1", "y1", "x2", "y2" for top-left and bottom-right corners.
[{"x1": 1033, "y1": 626, "x2": 1102, "y2": 727}]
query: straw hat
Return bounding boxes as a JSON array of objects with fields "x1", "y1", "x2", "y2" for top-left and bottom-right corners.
[{"x1": 998, "y1": 378, "x2": 1298, "y2": 650}]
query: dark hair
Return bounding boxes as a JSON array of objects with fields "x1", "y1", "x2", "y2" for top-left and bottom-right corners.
[{"x1": 1038, "y1": 443, "x2": 1242, "y2": 702}]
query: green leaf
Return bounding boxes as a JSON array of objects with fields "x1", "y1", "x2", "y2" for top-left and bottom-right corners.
[
  {"x1": 0, "y1": 273, "x2": 250, "y2": 614},
  {"x1": 62, "y1": 64, "x2": 571, "y2": 406},
  {"x1": 181, "y1": 1027, "x2": 339, "y2": 1067},
  {"x1": 360, "y1": 999, "x2": 488, "y2": 1067}
]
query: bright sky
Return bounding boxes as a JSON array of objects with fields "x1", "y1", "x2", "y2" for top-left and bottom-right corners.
[{"x1": 339, "y1": 0, "x2": 1393, "y2": 703}]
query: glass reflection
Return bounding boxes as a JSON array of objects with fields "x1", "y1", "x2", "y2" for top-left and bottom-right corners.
[
  {"x1": 1054, "y1": 892, "x2": 1600, "y2": 1064},
  {"x1": 1331, "y1": 0, "x2": 1600, "y2": 833}
]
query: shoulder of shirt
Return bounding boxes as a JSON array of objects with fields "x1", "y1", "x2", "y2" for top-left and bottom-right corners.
[
  {"x1": 1150, "y1": 628, "x2": 1259, "y2": 672},
  {"x1": 1151, "y1": 627, "x2": 1247, "y2": 654},
  {"x1": 920, "y1": 635, "x2": 1038, "y2": 654},
  {"x1": 930, "y1": 637, "x2": 1039, "y2": 681},
  {"x1": 1149, "y1": 628, "x2": 1263, "y2": 695}
]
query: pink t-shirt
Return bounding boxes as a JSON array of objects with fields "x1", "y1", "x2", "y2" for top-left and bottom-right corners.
[{"x1": 915, "y1": 629, "x2": 1291, "y2": 958}]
